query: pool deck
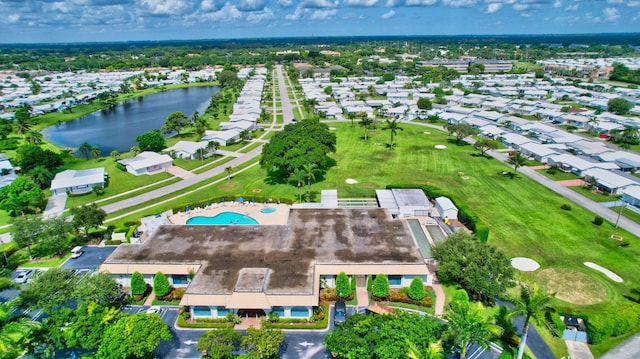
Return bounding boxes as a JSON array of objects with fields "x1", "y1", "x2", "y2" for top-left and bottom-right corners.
[{"x1": 168, "y1": 203, "x2": 291, "y2": 226}]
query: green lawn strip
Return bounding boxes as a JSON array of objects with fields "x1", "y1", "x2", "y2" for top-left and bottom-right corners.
[
  {"x1": 173, "y1": 156, "x2": 222, "y2": 171},
  {"x1": 19, "y1": 253, "x2": 71, "y2": 268},
  {"x1": 536, "y1": 169, "x2": 582, "y2": 181},
  {"x1": 191, "y1": 156, "x2": 235, "y2": 175},
  {"x1": 176, "y1": 316, "x2": 234, "y2": 329},
  {"x1": 293, "y1": 108, "x2": 302, "y2": 119},
  {"x1": 238, "y1": 142, "x2": 262, "y2": 153},
  {"x1": 382, "y1": 301, "x2": 435, "y2": 315},
  {"x1": 276, "y1": 114, "x2": 284, "y2": 123},
  {"x1": 590, "y1": 324, "x2": 640, "y2": 358},
  {"x1": 568, "y1": 186, "x2": 619, "y2": 203},
  {"x1": 152, "y1": 299, "x2": 181, "y2": 305},
  {"x1": 532, "y1": 323, "x2": 569, "y2": 358}
]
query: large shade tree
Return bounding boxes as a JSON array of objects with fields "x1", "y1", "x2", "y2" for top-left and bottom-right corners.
[
  {"x1": 432, "y1": 231, "x2": 514, "y2": 303},
  {"x1": 96, "y1": 313, "x2": 172, "y2": 359},
  {"x1": 260, "y1": 119, "x2": 336, "y2": 178},
  {"x1": 71, "y1": 203, "x2": 107, "y2": 239}
]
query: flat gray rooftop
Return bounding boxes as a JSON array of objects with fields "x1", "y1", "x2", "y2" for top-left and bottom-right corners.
[{"x1": 104, "y1": 208, "x2": 423, "y2": 295}]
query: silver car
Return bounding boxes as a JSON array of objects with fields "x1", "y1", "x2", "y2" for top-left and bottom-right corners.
[{"x1": 14, "y1": 270, "x2": 34, "y2": 284}]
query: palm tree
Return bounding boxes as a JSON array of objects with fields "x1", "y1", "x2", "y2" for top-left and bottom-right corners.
[
  {"x1": 225, "y1": 166, "x2": 233, "y2": 180},
  {"x1": 587, "y1": 116, "x2": 600, "y2": 134},
  {"x1": 510, "y1": 284, "x2": 556, "y2": 359},
  {"x1": 0, "y1": 299, "x2": 39, "y2": 357},
  {"x1": 25, "y1": 130, "x2": 42, "y2": 145},
  {"x1": 59, "y1": 148, "x2": 75, "y2": 162},
  {"x1": 196, "y1": 147, "x2": 207, "y2": 162},
  {"x1": 302, "y1": 163, "x2": 317, "y2": 202},
  {"x1": 91, "y1": 145, "x2": 101, "y2": 159},
  {"x1": 445, "y1": 297, "x2": 502, "y2": 359},
  {"x1": 206, "y1": 141, "x2": 219, "y2": 155},
  {"x1": 29, "y1": 166, "x2": 53, "y2": 189},
  {"x1": 14, "y1": 117, "x2": 32, "y2": 136},
  {"x1": 79, "y1": 142, "x2": 92, "y2": 159},
  {"x1": 507, "y1": 152, "x2": 527, "y2": 179},
  {"x1": 110, "y1": 150, "x2": 121, "y2": 161},
  {"x1": 289, "y1": 168, "x2": 305, "y2": 203},
  {"x1": 360, "y1": 116, "x2": 373, "y2": 141},
  {"x1": 382, "y1": 119, "x2": 403, "y2": 150},
  {"x1": 130, "y1": 146, "x2": 140, "y2": 156},
  {"x1": 407, "y1": 339, "x2": 444, "y2": 359}
]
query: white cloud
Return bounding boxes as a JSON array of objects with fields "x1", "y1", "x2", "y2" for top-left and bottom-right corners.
[
  {"x1": 381, "y1": 9, "x2": 395, "y2": 18},
  {"x1": 603, "y1": 7, "x2": 620, "y2": 21},
  {"x1": 512, "y1": 2, "x2": 529, "y2": 10},
  {"x1": 309, "y1": 8, "x2": 337, "y2": 18},
  {"x1": 565, "y1": 3, "x2": 578, "y2": 10},
  {"x1": 245, "y1": 7, "x2": 274, "y2": 22},
  {"x1": 301, "y1": 0, "x2": 338, "y2": 8},
  {"x1": 405, "y1": 0, "x2": 438, "y2": 5},
  {"x1": 485, "y1": 2, "x2": 502, "y2": 13},
  {"x1": 140, "y1": 0, "x2": 190, "y2": 15},
  {"x1": 7, "y1": 14, "x2": 20, "y2": 23},
  {"x1": 606, "y1": 0, "x2": 624, "y2": 3},
  {"x1": 201, "y1": 0, "x2": 225, "y2": 11},
  {"x1": 199, "y1": 2, "x2": 243, "y2": 21},
  {"x1": 237, "y1": 0, "x2": 266, "y2": 11},
  {"x1": 277, "y1": 0, "x2": 294, "y2": 6},
  {"x1": 344, "y1": 0, "x2": 379, "y2": 6},
  {"x1": 285, "y1": 5, "x2": 305, "y2": 19},
  {"x1": 441, "y1": 0, "x2": 476, "y2": 7},
  {"x1": 628, "y1": 1, "x2": 640, "y2": 7},
  {"x1": 552, "y1": 0, "x2": 561, "y2": 8},
  {"x1": 385, "y1": 0, "x2": 404, "y2": 6}
]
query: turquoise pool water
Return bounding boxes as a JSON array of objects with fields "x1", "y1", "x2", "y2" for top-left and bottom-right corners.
[
  {"x1": 260, "y1": 207, "x2": 277, "y2": 214},
  {"x1": 187, "y1": 212, "x2": 259, "y2": 225}
]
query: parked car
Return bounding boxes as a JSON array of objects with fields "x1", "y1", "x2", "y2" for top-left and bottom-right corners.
[
  {"x1": 145, "y1": 306, "x2": 163, "y2": 315},
  {"x1": 334, "y1": 300, "x2": 346, "y2": 325},
  {"x1": 14, "y1": 270, "x2": 34, "y2": 284},
  {"x1": 70, "y1": 246, "x2": 83, "y2": 259},
  {"x1": 25, "y1": 268, "x2": 49, "y2": 284}
]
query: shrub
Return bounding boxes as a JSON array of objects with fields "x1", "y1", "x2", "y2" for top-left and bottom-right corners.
[
  {"x1": 153, "y1": 272, "x2": 172, "y2": 297},
  {"x1": 104, "y1": 240, "x2": 122, "y2": 246},
  {"x1": 130, "y1": 271, "x2": 146, "y2": 296},
  {"x1": 586, "y1": 305, "x2": 640, "y2": 344},
  {"x1": 366, "y1": 275, "x2": 373, "y2": 292},
  {"x1": 593, "y1": 216, "x2": 604, "y2": 226},
  {"x1": 372, "y1": 274, "x2": 390, "y2": 299},
  {"x1": 336, "y1": 272, "x2": 351, "y2": 298},
  {"x1": 159, "y1": 287, "x2": 185, "y2": 301},
  {"x1": 560, "y1": 204, "x2": 572, "y2": 211},
  {"x1": 408, "y1": 276, "x2": 426, "y2": 300},
  {"x1": 350, "y1": 275, "x2": 356, "y2": 291}
]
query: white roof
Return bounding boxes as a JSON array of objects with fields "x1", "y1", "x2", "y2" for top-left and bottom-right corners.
[
  {"x1": 50, "y1": 168, "x2": 105, "y2": 190},
  {"x1": 119, "y1": 152, "x2": 172, "y2": 171},
  {"x1": 435, "y1": 196, "x2": 457, "y2": 211},
  {"x1": 520, "y1": 142, "x2": 559, "y2": 157},
  {"x1": 622, "y1": 185, "x2": 640, "y2": 200},
  {"x1": 583, "y1": 168, "x2": 639, "y2": 189},
  {"x1": 501, "y1": 133, "x2": 534, "y2": 146}
]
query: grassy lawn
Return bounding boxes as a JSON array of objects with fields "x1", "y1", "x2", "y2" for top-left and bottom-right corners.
[
  {"x1": 611, "y1": 206, "x2": 640, "y2": 225},
  {"x1": 569, "y1": 186, "x2": 620, "y2": 203},
  {"x1": 536, "y1": 169, "x2": 582, "y2": 181},
  {"x1": 19, "y1": 253, "x2": 71, "y2": 268}
]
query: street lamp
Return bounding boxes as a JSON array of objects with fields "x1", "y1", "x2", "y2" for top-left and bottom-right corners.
[{"x1": 615, "y1": 199, "x2": 627, "y2": 228}]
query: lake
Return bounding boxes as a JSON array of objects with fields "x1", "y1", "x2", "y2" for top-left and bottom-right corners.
[{"x1": 42, "y1": 86, "x2": 219, "y2": 154}]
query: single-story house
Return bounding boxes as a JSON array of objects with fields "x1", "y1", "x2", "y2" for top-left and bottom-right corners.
[
  {"x1": 621, "y1": 186, "x2": 640, "y2": 207},
  {"x1": 375, "y1": 188, "x2": 432, "y2": 217},
  {"x1": 219, "y1": 120, "x2": 255, "y2": 133},
  {"x1": 118, "y1": 152, "x2": 173, "y2": 176},
  {"x1": 434, "y1": 197, "x2": 458, "y2": 220},
  {"x1": 202, "y1": 130, "x2": 241, "y2": 146},
  {"x1": 0, "y1": 154, "x2": 17, "y2": 189},
  {"x1": 500, "y1": 133, "x2": 534, "y2": 150},
  {"x1": 583, "y1": 168, "x2": 640, "y2": 195},
  {"x1": 479, "y1": 125, "x2": 506, "y2": 139},
  {"x1": 519, "y1": 143, "x2": 560, "y2": 163},
  {"x1": 164, "y1": 141, "x2": 214, "y2": 160},
  {"x1": 50, "y1": 167, "x2": 106, "y2": 196},
  {"x1": 566, "y1": 140, "x2": 613, "y2": 157},
  {"x1": 547, "y1": 154, "x2": 619, "y2": 176}
]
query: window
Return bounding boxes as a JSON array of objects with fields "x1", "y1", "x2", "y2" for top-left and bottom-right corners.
[
  {"x1": 193, "y1": 306, "x2": 211, "y2": 317},
  {"x1": 271, "y1": 306, "x2": 285, "y2": 317},
  {"x1": 388, "y1": 275, "x2": 402, "y2": 286},
  {"x1": 291, "y1": 307, "x2": 309, "y2": 317},
  {"x1": 217, "y1": 306, "x2": 229, "y2": 317},
  {"x1": 172, "y1": 275, "x2": 188, "y2": 285}
]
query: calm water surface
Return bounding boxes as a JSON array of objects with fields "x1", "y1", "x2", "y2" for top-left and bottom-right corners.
[{"x1": 42, "y1": 86, "x2": 219, "y2": 154}]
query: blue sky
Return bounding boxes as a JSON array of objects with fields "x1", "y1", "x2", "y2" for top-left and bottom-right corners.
[{"x1": 1, "y1": 0, "x2": 638, "y2": 43}]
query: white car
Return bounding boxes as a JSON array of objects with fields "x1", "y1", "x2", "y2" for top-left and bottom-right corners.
[
  {"x1": 70, "y1": 246, "x2": 84, "y2": 259},
  {"x1": 145, "y1": 306, "x2": 163, "y2": 315},
  {"x1": 14, "y1": 270, "x2": 34, "y2": 284}
]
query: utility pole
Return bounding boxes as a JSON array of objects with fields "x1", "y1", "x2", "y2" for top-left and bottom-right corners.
[{"x1": 615, "y1": 200, "x2": 626, "y2": 228}]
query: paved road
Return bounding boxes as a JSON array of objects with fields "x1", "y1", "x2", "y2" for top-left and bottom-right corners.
[
  {"x1": 601, "y1": 333, "x2": 640, "y2": 359},
  {"x1": 276, "y1": 64, "x2": 295, "y2": 124}
]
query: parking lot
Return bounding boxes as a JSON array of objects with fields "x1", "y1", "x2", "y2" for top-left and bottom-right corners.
[{"x1": 60, "y1": 246, "x2": 117, "y2": 271}]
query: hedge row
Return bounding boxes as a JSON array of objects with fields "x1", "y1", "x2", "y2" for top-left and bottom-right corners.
[
  {"x1": 387, "y1": 184, "x2": 490, "y2": 242},
  {"x1": 585, "y1": 304, "x2": 640, "y2": 344}
]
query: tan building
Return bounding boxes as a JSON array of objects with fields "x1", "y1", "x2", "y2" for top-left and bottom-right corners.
[{"x1": 100, "y1": 208, "x2": 430, "y2": 319}]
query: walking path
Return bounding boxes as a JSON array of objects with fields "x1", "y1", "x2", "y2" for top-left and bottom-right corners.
[
  {"x1": 430, "y1": 278, "x2": 446, "y2": 316},
  {"x1": 356, "y1": 287, "x2": 369, "y2": 307},
  {"x1": 565, "y1": 340, "x2": 595, "y2": 359},
  {"x1": 165, "y1": 165, "x2": 195, "y2": 180}
]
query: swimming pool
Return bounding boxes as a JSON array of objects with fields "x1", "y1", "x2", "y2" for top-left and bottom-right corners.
[
  {"x1": 186, "y1": 212, "x2": 259, "y2": 225},
  {"x1": 260, "y1": 207, "x2": 277, "y2": 214}
]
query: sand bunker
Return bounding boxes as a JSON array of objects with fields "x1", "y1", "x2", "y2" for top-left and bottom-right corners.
[
  {"x1": 584, "y1": 262, "x2": 623, "y2": 283},
  {"x1": 434, "y1": 145, "x2": 447, "y2": 149},
  {"x1": 511, "y1": 257, "x2": 540, "y2": 271},
  {"x1": 345, "y1": 178, "x2": 358, "y2": 184}
]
